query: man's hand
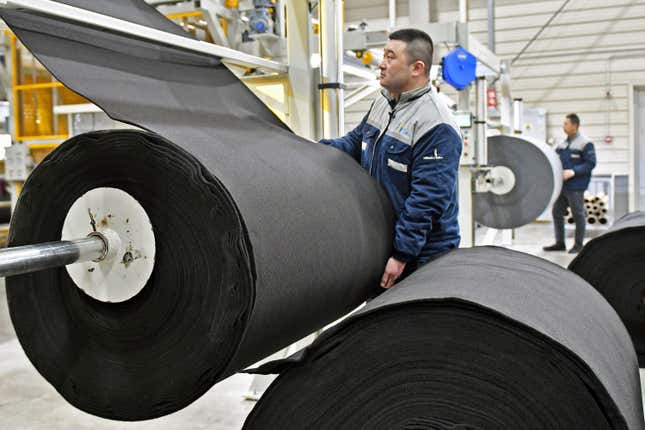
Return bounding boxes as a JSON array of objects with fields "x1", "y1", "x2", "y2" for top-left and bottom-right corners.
[
  {"x1": 563, "y1": 169, "x2": 575, "y2": 181},
  {"x1": 380, "y1": 257, "x2": 406, "y2": 289}
]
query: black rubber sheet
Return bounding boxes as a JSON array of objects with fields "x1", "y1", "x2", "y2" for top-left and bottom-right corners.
[
  {"x1": 245, "y1": 247, "x2": 644, "y2": 430},
  {"x1": 570, "y1": 211, "x2": 645, "y2": 367},
  {"x1": 1, "y1": 1, "x2": 393, "y2": 420}
]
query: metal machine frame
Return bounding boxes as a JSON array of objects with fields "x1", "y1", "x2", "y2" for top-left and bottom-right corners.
[{"x1": 0, "y1": 0, "x2": 288, "y2": 72}]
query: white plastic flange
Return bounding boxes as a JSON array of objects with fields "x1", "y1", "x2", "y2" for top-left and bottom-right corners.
[
  {"x1": 61, "y1": 187, "x2": 156, "y2": 303},
  {"x1": 489, "y1": 165, "x2": 516, "y2": 196}
]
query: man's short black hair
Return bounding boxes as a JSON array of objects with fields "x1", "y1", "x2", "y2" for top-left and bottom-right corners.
[
  {"x1": 389, "y1": 28, "x2": 434, "y2": 77},
  {"x1": 566, "y1": 113, "x2": 580, "y2": 127}
]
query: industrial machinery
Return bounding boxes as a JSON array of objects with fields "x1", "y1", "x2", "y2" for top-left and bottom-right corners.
[
  {"x1": 0, "y1": 0, "x2": 321, "y2": 218},
  {"x1": 0, "y1": 0, "x2": 563, "y2": 268},
  {"x1": 247, "y1": 0, "x2": 275, "y2": 35}
]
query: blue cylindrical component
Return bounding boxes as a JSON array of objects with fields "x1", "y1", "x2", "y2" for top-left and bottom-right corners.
[
  {"x1": 248, "y1": 0, "x2": 273, "y2": 34},
  {"x1": 442, "y1": 47, "x2": 477, "y2": 90}
]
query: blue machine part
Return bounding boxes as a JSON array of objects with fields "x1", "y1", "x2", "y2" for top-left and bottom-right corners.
[
  {"x1": 248, "y1": 0, "x2": 273, "y2": 34},
  {"x1": 442, "y1": 47, "x2": 477, "y2": 90},
  {"x1": 249, "y1": 11, "x2": 271, "y2": 34}
]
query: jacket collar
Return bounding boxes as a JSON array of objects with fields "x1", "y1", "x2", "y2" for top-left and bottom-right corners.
[
  {"x1": 566, "y1": 132, "x2": 580, "y2": 143},
  {"x1": 381, "y1": 83, "x2": 432, "y2": 108}
]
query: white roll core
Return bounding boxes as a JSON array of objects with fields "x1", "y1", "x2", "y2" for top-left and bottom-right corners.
[{"x1": 61, "y1": 187, "x2": 155, "y2": 303}]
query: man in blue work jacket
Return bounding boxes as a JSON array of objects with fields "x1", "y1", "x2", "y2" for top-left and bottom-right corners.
[
  {"x1": 544, "y1": 113, "x2": 596, "y2": 254},
  {"x1": 320, "y1": 29, "x2": 462, "y2": 290}
]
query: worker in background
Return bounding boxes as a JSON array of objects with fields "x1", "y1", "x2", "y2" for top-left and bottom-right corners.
[
  {"x1": 320, "y1": 29, "x2": 462, "y2": 290},
  {"x1": 544, "y1": 113, "x2": 596, "y2": 254}
]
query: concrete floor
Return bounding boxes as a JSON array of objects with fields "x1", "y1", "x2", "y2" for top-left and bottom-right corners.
[
  {"x1": 1, "y1": 221, "x2": 644, "y2": 429},
  {"x1": 0, "y1": 322, "x2": 257, "y2": 430}
]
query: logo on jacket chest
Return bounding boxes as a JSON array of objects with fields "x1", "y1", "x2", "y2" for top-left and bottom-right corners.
[{"x1": 396, "y1": 123, "x2": 411, "y2": 138}]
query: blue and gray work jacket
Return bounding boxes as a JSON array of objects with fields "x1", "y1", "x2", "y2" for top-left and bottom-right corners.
[
  {"x1": 555, "y1": 133, "x2": 596, "y2": 191},
  {"x1": 320, "y1": 84, "x2": 462, "y2": 264}
]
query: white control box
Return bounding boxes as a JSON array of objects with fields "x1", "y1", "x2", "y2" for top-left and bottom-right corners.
[{"x1": 5, "y1": 144, "x2": 29, "y2": 181}]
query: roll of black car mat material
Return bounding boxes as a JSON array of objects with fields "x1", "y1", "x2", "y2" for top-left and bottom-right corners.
[
  {"x1": 244, "y1": 247, "x2": 644, "y2": 430},
  {"x1": 1, "y1": 1, "x2": 393, "y2": 421},
  {"x1": 474, "y1": 135, "x2": 562, "y2": 229},
  {"x1": 570, "y1": 211, "x2": 645, "y2": 367}
]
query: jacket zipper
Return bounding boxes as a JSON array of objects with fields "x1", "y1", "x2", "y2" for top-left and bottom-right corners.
[{"x1": 369, "y1": 109, "x2": 396, "y2": 176}]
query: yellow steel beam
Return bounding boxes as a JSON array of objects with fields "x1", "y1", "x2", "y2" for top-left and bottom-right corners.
[
  {"x1": 10, "y1": 34, "x2": 19, "y2": 139},
  {"x1": 15, "y1": 82, "x2": 63, "y2": 90},
  {"x1": 166, "y1": 10, "x2": 203, "y2": 20},
  {"x1": 19, "y1": 134, "x2": 68, "y2": 141},
  {"x1": 28, "y1": 143, "x2": 60, "y2": 149}
]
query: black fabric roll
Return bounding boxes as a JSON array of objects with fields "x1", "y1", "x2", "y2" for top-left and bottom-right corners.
[
  {"x1": 570, "y1": 211, "x2": 645, "y2": 367},
  {"x1": 245, "y1": 247, "x2": 644, "y2": 430},
  {"x1": 1, "y1": 1, "x2": 393, "y2": 420},
  {"x1": 474, "y1": 135, "x2": 562, "y2": 229}
]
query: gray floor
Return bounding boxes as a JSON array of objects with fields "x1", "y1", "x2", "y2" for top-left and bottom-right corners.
[
  {"x1": 1, "y1": 221, "x2": 643, "y2": 429},
  {"x1": 479, "y1": 221, "x2": 587, "y2": 268}
]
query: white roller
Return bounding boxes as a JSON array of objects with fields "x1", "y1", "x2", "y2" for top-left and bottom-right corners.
[{"x1": 61, "y1": 187, "x2": 155, "y2": 303}]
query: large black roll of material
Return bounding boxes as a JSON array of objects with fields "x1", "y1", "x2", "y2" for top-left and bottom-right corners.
[
  {"x1": 570, "y1": 211, "x2": 645, "y2": 367},
  {"x1": 474, "y1": 135, "x2": 562, "y2": 229},
  {"x1": 1, "y1": 1, "x2": 392, "y2": 420},
  {"x1": 245, "y1": 247, "x2": 644, "y2": 430}
]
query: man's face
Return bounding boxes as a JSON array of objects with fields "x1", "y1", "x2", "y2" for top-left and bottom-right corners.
[
  {"x1": 563, "y1": 118, "x2": 578, "y2": 136},
  {"x1": 379, "y1": 39, "x2": 414, "y2": 92}
]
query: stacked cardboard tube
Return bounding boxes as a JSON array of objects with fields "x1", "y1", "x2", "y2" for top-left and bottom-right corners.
[{"x1": 567, "y1": 192, "x2": 608, "y2": 225}]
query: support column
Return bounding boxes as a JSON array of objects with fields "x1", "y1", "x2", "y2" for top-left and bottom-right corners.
[
  {"x1": 389, "y1": 0, "x2": 396, "y2": 29},
  {"x1": 408, "y1": 0, "x2": 429, "y2": 25},
  {"x1": 457, "y1": 0, "x2": 469, "y2": 111},
  {"x1": 459, "y1": 0, "x2": 468, "y2": 23},
  {"x1": 286, "y1": 0, "x2": 316, "y2": 138},
  {"x1": 487, "y1": 0, "x2": 495, "y2": 52},
  {"x1": 458, "y1": 167, "x2": 474, "y2": 247},
  {"x1": 475, "y1": 76, "x2": 487, "y2": 166},
  {"x1": 319, "y1": 0, "x2": 344, "y2": 139}
]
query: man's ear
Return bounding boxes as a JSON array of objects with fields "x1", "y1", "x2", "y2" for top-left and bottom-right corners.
[{"x1": 412, "y1": 60, "x2": 426, "y2": 77}]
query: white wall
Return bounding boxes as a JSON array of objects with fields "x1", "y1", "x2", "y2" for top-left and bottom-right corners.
[{"x1": 343, "y1": 0, "x2": 645, "y2": 176}]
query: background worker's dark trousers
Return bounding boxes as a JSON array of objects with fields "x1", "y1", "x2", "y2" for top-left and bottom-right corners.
[{"x1": 552, "y1": 189, "x2": 586, "y2": 246}]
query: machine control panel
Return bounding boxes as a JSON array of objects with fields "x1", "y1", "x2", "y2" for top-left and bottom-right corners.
[
  {"x1": 461, "y1": 128, "x2": 476, "y2": 165},
  {"x1": 453, "y1": 111, "x2": 476, "y2": 166}
]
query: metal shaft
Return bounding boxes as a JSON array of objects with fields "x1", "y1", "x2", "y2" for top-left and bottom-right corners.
[{"x1": 0, "y1": 235, "x2": 106, "y2": 278}]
